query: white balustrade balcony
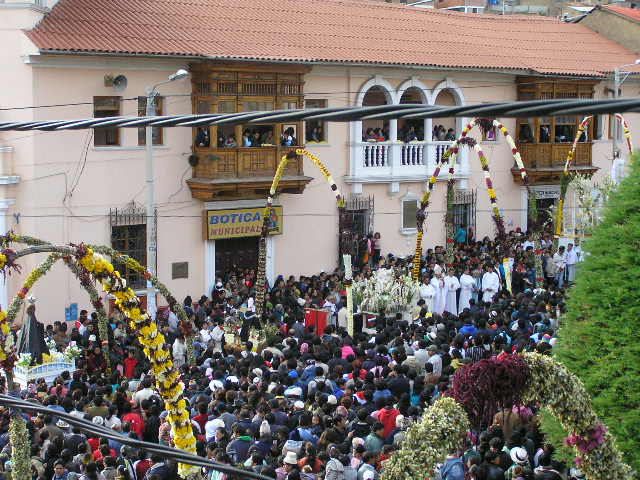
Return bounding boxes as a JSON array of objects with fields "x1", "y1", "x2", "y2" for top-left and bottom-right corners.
[{"x1": 349, "y1": 140, "x2": 467, "y2": 183}]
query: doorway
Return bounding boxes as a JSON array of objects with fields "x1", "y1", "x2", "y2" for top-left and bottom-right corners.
[{"x1": 215, "y1": 236, "x2": 259, "y2": 279}]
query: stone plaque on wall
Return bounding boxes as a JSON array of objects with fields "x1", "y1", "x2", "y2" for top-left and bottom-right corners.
[{"x1": 172, "y1": 262, "x2": 188, "y2": 280}]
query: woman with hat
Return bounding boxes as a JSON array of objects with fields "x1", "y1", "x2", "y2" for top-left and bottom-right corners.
[{"x1": 276, "y1": 451, "x2": 299, "y2": 480}]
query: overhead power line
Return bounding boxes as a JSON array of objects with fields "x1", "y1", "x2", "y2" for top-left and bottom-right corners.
[{"x1": 0, "y1": 98, "x2": 638, "y2": 132}]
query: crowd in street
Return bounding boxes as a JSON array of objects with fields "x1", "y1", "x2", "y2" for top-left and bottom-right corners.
[{"x1": 0, "y1": 228, "x2": 587, "y2": 480}]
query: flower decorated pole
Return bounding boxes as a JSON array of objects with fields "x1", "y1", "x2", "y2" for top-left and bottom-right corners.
[
  {"x1": 474, "y1": 144, "x2": 505, "y2": 238},
  {"x1": 342, "y1": 254, "x2": 354, "y2": 337},
  {"x1": 256, "y1": 149, "x2": 345, "y2": 320},
  {"x1": 555, "y1": 116, "x2": 591, "y2": 245},
  {"x1": 9, "y1": 412, "x2": 30, "y2": 480},
  {"x1": 614, "y1": 113, "x2": 634, "y2": 153},
  {"x1": 74, "y1": 246, "x2": 199, "y2": 479}
]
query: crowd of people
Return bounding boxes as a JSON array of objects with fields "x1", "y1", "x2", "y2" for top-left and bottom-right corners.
[
  {"x1": 193, "y1": 127, "x2": 298, "y2": 149},
  {"x1": 0, "y1": 228, "x2": 587, "y2": 480}
]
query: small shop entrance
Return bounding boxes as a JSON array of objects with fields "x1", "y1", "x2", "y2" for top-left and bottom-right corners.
[{"x1": 215, "y1": 236, "x2": 259, "y2": 279}]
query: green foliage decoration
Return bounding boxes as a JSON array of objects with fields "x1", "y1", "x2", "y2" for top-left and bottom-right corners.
[
  {"x1": 554, "y1": 152, "x2": 640, "y2": 473},
  {"x1": 380, "y1": 397, "x2": 469, "y2": 480}
]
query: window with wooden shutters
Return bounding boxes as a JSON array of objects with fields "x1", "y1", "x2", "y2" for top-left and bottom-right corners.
[{"x1": 94, "y1": 96, "x2": 121, "y2": 146}]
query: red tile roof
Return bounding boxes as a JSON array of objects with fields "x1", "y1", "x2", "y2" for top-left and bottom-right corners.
[
  {"x1": 602, "y1": 4, "x2": 640, "y2": 22},
  {"x1": 25, "y1": 0, "x2": 639, "y2": 77}
]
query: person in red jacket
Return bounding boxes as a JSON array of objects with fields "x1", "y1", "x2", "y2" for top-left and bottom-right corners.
[
  {"x1": 377, "y1": 399, "x2": 400, "y2": 439},
  {"x1": 121, "y1": 402, "x2": 145, "y2": 439},
  {"x1": 123, "y1": 350, "x2": 139, "y2": 379}
]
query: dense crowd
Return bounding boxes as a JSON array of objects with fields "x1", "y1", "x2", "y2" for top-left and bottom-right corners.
[{"x1": 0, "y1": 229, "x2": 587, "y2": 480}]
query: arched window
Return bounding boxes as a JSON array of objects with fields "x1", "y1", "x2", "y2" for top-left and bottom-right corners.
[{"x1": 362, "y1": 85, "x2": 392, "y2": 142}]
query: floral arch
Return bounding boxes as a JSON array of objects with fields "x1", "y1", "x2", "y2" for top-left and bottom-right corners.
[
  {"x1": 255, "y1": 149, "x2": 347, "y2": 319},
  {"x1": 411, "y1": 118, "x2": 531, "y2": 280},
  {"x1": 0, "y1": 236, "x2": 200, "y2": 479},
  {"x1": 554, "y1": 114, "x2": 634, "y2": 240},
  {"x1": 382, "y1": 353, "x2": 632, "y2": 480}
]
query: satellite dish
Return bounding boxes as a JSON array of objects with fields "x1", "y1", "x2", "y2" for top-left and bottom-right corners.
[{"x1": 113, "y1": 75, "x2": 128, "y2": 92}]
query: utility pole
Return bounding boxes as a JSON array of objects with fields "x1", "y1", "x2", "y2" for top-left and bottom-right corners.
[
  {"x1": 144, "y1": 69, "x2": 189, "y2": 319},
  {"x1": 612, "y1": 67, "x2": 619, "y2": 163},
  {"x1": 145, "y1": 89, "x2": 157, "y2": 319}
]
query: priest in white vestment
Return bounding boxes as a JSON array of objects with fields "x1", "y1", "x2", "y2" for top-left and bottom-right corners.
[
  {"x1": 419, "y1": 278, "x2": 436, "y2": 313},
  {"x1": 443, "y1": 271, "x2": 460, "y2": 314},
  {"x1": 481, "y1": 265, "x2": 501, "y2": 304},
  {"x1": 458, "y1": 267, "x2": 475, "y2": 314}
]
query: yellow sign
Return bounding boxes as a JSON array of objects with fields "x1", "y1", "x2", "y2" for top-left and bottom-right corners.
[{"x1": 206, "y1": 206, "x2": 283, "y2": 240}]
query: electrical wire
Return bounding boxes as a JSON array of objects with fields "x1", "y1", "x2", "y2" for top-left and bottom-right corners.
[
  {"x1": 0, "y1": 395, "x2": 272, "y2": 480},
  {"x1": 0, "y1": 79, "x2": 616, "y2": 112},
  {"x1": 1, "y1": 98, "x2": 638, "y2": 131}
]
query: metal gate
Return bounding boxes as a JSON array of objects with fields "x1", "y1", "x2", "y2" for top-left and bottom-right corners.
[
  {"x1": 339, "y1": 196, "x2": 374, "y2": 265},
  {"x1": 452, "y1": 189, "x2": 476, "y2": 241}
]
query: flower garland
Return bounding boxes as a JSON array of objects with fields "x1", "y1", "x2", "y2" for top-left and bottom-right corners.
[
  {"x1": 412, "y1": 119, "x2": 523, "y2": 280},
  {"x1": 8, "y1": 253, "x2": 60, "y2": 324},
  {"x1": 74, "y1": 245, "x2": 198, "y2": 478},
  {"x1": 474, "y1": 144, "x2": 505, "y2": 238},
  {"x1": 522, "y1": 353, "x2": 632, "y2": 480},
  {"x1": 256, "y1": 149, "x2": 345, "y2": 319},
  {"x1": 9, "y1": 413, "x2": 30, "y2": 480},
  {"x1": 88, "y1": 245, "x2": 196, "y2": 363},
  {"x1": 380, "y1": 397, "x2": 469, "y2": 480},
  {"x1": 614, "y1": 113, "x2": 634, "y2": 153},
  {"x1": 0, "y1": 309, "x2": 14, "y2": 370}
]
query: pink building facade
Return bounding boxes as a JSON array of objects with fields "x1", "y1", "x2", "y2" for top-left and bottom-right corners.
[{"x1": 0, "y1": 0, "x2": 639, "y2": 320}]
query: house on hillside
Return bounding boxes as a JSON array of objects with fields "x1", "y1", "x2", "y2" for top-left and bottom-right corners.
[
  {"x1": 577, "y1": 5, "x2": 640, "y2": 54},
  {"x1": 0, "y1": 0, "x2": 638, "y2": 315}
]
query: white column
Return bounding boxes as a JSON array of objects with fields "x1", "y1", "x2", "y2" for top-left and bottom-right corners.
[
  {"x1": 0, "y1": 199, "x2": 15, "y2": 311},
  {"x1": 204, "y1": 240, "x2": 216, "y2": 297},
  {"x1": 266, "y1": 236, "x2": 275, "y2": 287}
]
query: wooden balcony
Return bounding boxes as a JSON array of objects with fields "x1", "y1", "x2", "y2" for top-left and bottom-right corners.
[
  {"x1": 187, "y1": 146, "x2": 312, "y2": 201},
  {"x1": 511, "y1": 142, "x2": 598, "y2": 185}
]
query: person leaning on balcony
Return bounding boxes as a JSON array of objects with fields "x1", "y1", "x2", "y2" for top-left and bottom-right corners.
[
  {"x1": 225, "y1": 134, "x2": 238, "y2": 148},
  {"x1": 242, "y1": 129, "x2": 253, "y2": 147},
  {"x1": 404, "y1": 126, "x2": 418, "y2": 142},
  {"x1": 445, "y1": 128, "x2": 456, "y2": 141},
  {"x1": 364, "y1": 128, "x2": 376, "y2": 141},
  {"x1": 373, "y1": 128, "x2": 386, "y2": 142}
]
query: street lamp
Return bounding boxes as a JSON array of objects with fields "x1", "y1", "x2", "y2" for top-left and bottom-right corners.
[
  {"x1": 145, "y1": 68, "x2": 189, "y2": 318},
  {"x1": 612, "y1": 59, "x2": 640, "y2": 161}
]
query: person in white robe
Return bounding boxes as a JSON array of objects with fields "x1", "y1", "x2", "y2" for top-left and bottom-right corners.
[
  {"x1": 431, "y1": 266, "x2": 446, "y2": 315},
  {"x1": 419, "y1": 278, "x2": 436, "y2": 313},
  {"x1": 481, "y1": 264, "x2": 501, "y2": 304},
  {"x1": 443, "y1": 271, "x2": 460, "y2": 314},
  {"x1": 458, "y1": 267, "x2": 476, "y2": 314}
]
